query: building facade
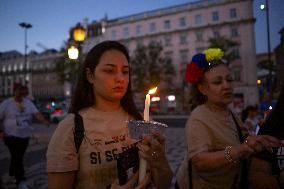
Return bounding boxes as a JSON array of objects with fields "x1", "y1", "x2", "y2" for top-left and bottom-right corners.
[
  {"x1": 0, "y1": 50, "x2": 65, "y2": 106},
  {"x1": 0, "y1": 50, "x2": 30, "y2": 99},
  {"x1": 81, "y1": 0, "x2": 259, "y2": 112}
]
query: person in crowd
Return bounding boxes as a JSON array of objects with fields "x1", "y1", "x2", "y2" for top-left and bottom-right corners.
[
  {"x1": 46, "y1": 41, "x2": 173, "y2": 189},
  {"x1": 0, "y1": 83, "x2": 50, "y2": 189},
  {"x1": 241, "y1": 105, "x2": 261, "y2": 135},
  {"x1": 176, "y1": 48, "x2": 281, "y2": 189},
  {"x1": 249, "y1": 84, "x2": 284, "y2": 189}
]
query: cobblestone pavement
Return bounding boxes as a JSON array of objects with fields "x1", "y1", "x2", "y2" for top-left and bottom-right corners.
[{"x1": 0, "y1": 124, "x2": 186, "y2": 189}]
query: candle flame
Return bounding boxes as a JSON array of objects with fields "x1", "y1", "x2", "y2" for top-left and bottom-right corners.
[{"x1": 148, "y1": 87, "x2": 157, "y2": 95}]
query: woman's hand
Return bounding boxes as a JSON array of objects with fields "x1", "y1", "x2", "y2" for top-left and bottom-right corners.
[
  {"x1": 241, "y1": 135, "x2": 281, "y2": 156},
  {"x1": 138, "y1": 132, "x2": 168, "y2": 169},
  {"x1": 111, "y1": 172, "x2": 150, "y2": 189},
  {"x1": 138, "y1": 132, "x2": 173, "y2": 189}
]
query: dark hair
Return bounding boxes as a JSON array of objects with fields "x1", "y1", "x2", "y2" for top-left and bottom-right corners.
[
  {"x1": 241, "y1": 105, "x2": 258, "y2": 122},
  {"x1": 13, "y1": 82, "x2": 23, "y2": 92},
  {"x1": 188, "y1": 62, "x2": 227, "y2": 111},
  {"x1": 69, "y1": 40, "x2": 142, "y2": 120}
]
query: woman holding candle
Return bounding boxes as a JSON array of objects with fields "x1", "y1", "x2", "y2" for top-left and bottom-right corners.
[
  {"x1": 176, "y1": 48, "x2": 281, "y2": 189},
  {"x1": 46, "y1": 41, "x2": 172, "y2": 189}
]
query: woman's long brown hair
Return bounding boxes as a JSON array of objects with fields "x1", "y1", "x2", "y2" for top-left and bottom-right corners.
[{"x1": 69, "y1": 41, "x2": 142, "y2": 120}]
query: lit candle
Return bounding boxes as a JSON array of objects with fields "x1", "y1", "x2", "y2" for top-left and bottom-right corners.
[
  {"x1": 143, "y1": 94, "x2": 150, "y2": 121},
  {"x1": 140, "y1": 87, "x2": 157, "y2": 183}
]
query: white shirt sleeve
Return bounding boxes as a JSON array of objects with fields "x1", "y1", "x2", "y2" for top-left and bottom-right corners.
[{"x1": 25, "y1": 98, "x2": 39, "y2": 114}]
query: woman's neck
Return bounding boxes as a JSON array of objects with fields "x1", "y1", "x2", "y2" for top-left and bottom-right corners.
[
  {"x1": 14, "y1": 96, "x2": 23, "y2": 103},
  {"x1": 205, "y1": 101, "x2": 228, "y2": 112},
  {"x1": 92, "y1": 100, "x2": 121, "y2": 112}
]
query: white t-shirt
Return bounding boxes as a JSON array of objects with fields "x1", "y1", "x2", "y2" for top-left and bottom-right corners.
[
  {"x1": 47, "y1": 107, "x2": 137, "y2": 189},
  {"x1": 0, "y1": 97, "x2": 39, "y2": 138}
]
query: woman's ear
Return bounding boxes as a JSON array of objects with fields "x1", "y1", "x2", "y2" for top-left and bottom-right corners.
[
  {"x1": 197, "y1": 83, "x2": 207, "y2": 96},
  {"x1": 86, "y1": 68, "x2": 94, "y2": 84}
]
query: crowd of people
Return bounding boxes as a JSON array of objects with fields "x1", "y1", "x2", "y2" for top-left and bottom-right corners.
[{"x1": 0, "y1": 40, "x2": 283, "y2": 189}]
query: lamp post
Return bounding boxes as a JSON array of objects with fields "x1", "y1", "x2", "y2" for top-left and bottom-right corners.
[
  {"x1": 66, "y1": 23, "x2": 86, "y2": 97},
  {"x1": 260, "y1": 0, "x2": 273, "y2": 100},
  {"x1": 19, "y1": 22, "x2": 32, "y2": 84},
  {"x1": 68, "y1": 23, "x2": 86, "y2": 60}
]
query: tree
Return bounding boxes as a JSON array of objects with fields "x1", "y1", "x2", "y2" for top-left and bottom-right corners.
[
  {"x1": 257, "y1": 59, "x2": 275, "y2": 71},
  {"x1": 208, "y1": 36, "x2": 240, "y2": 65},
  {"x1": 131, "y1": 41, "x2": 175, "y2": 93},
  {"x1": 53, "y1": 51, "x2": 80, "y2": 85}
]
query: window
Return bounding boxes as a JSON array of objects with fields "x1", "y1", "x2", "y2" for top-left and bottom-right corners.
[
  {"x1": 232, "y1": 48, "x2": 240, "y2": 58},
  {"x1": 2, "y1": 65, "x2": 6, "y2": 73},
  {"x1": 111, "y1": 30, "x2": 116, "y2": 40},
  {"x1": 233, "y1": 70, "x2": 241, "y2": 81},
  {"x1": 164, "y1": 51, "x2": 173, "y2": 62},
  {"x1": 213, "y1": 31, "x2": 220, "y2": 38},
  {"x1": 136, "y1": 25, "x2": 142, "y2": 35},
  {"x1": 212, "y1": 11, "x2": 219, "y2": 22},
  {"x1": 13, "y1": 64, "x2": 17, "y2": 71},
  {"x1": 164, "y1": 20, "x2": 171, "y2": 30},
  {"x1": 164, "y1": 35, "x2": 172, "y2": 46},
  {"x1": 180, "y1": 33, "x2": 188, "y2": 44},
  {"x1": 149, "y1": 22, "x2": 156, "y2": 33},
  {"x1": 195, "y1": 14, "x2": 202, "y2": 25},
  {"x1": 196, "y1": 31, "x2": 203, "y2": 41},
  {"x1": 180, "y1": 50, "x2": 189, "y2": 64},
  {"x1": 123, "y1": 27, "x2": 129, "y2": 38},
  {"x1": 230, "y1": 8, "x2": 237, "y2": 18},
  {"x1": 179, "y1": 17, "x2": 186, "y2": 27},
  {"x1": 231, "y1": 27, "x2": 239, "y2": 37},
  {"x1": 7, "y1": 77, "x2": 11, "y2": 85}
]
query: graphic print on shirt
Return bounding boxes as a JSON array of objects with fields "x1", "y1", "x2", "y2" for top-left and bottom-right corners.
[
  {"x1": 15, "y1": 112, "x2": 30, "y2": 128},
  {"x1": 89, "y1": 134, "x2": 138, "y2": 165},
  {"x1": 84, "y1": 132, "x2": 138, "y2": 189}
]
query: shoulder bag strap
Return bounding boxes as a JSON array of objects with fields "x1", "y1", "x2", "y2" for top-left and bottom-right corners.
[
  {"x1": 230, "y1": 111, "x2": 245, "y2": 143},
  {"x1": 186, "y1": 111, "x2": 242, "y2": 189},
  {"x1": 188, "y1": 160, "x2": 193, "y2": 189},
  {"x1": 74, "y1": 113, "x2": 85, "y2": 153},
  {"x1": 230, "y1": 110, "x2": 249, "y2": 189}
]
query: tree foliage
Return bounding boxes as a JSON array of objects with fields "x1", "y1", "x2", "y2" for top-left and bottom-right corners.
[
  {"x1": 257, "y1": 59, "x2": 275, "y2": 71},
  {"x1": 130, "y1": 41, "x2": 175, "y2": 93},
  {"x1": 208, "y1": 36, "x2": 240, "y2": 64},
  {"x1": 53, "y1": 52, "x2": 80, "y2": 85}
]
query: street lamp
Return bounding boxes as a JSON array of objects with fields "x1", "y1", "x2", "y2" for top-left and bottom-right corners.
[
  {"x1": 65, "y1": 23, "x2": 86, "y2": 97},
  {"x1": 19, "y1": 22, "x2": 32, "y2": 84},
  {"x1": 68, "y1": 46, "x2": 79, "y2": 60},
  {"x1": 68, "y1": 23, "x2": 86, "y2": 60},
  {"x1": 260, "y1": 0, "x2": 273, "y2": 100}
]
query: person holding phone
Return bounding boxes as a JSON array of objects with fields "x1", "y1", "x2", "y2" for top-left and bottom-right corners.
[{"x1": 249, "y1": 84, "x2": 284, "y2": 189}]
